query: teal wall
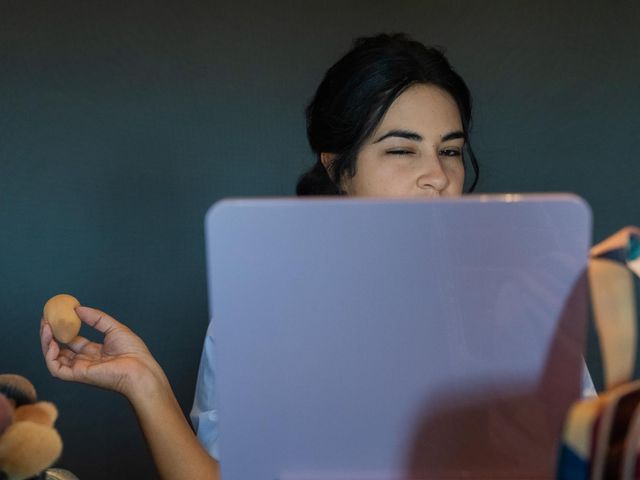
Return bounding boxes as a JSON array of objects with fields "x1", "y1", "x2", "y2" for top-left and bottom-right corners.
[{"x1": 1, "y1": 1, "x2": 639, "y2": 477}]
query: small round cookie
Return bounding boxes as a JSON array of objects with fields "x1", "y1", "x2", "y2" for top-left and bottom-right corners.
[{"x1": 43, "y1": 294, "x2": 81, "y2": 344}]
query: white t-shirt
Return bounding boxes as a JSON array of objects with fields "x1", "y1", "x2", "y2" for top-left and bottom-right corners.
[{"x1": 190, "y1": 321, "x2": 220, "y2": 460}]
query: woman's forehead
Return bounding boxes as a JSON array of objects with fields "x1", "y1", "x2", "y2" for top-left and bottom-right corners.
[{"x1": 373, "y1": 84, "x2": 463, "y2": 139}]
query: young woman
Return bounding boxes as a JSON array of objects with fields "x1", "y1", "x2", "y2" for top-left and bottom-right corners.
[{"x1": 39, "y1": 33, "x2": 482, "y2": 479}]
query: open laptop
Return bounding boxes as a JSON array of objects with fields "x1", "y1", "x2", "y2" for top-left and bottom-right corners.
[{"x1": 204, "y1": 194, "x2": 591, "y2": 479}]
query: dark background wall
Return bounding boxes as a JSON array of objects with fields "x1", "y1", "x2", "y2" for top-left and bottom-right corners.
[{"x1": 1, "y1": 0, "x2": 639, "y2": 478}]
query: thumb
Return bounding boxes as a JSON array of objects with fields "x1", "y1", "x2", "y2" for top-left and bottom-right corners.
[{"x1": 75, "y1": 306, "x2": 129, "y2": 336}]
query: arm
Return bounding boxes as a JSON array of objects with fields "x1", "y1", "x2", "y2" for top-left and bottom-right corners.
[
  {"x1": 127, "y1": 359, "x2": 220, "y2": 480},
  {"x1": 40, "y1": 306, "x2": 220, "y2": 480}
]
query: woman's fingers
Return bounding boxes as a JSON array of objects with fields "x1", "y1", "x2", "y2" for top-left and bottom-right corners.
[
  {"x1": 65, "y1": 335, "x2": 101, "y2": 357},
  {"x1": 44, "y1": 337, "x2": 78, "y2": 375},
  {"x1": 41, "y1": 316, "x2": 101, "y2": 358},
  {"x1": 43, "y1": 337, "x2": 63, "y2": 375},
  {"x1": 40, "y1": 319, "x2": 53, "y2": 357},
  {"x1": 44, "y1": 340, "x2": 90, "y2": 382},
  {"x1": 57, "y1": 355, "x2": 73, "y2": 368},
  {"x1": 49, "y1": 362, "x2": 78, "y2": 382},
  {"x1": 75, "y1": 306, "x2": 128, "y2": 335},
  {"x1": 57, "y1": 348, "x2": 76, "y2": 361},
  {"x1": 41, "y1": 304, "x2": 150, "y2": 392}
]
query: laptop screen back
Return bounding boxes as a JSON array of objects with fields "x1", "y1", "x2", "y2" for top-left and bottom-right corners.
[{"x1": 205, "y1": 194, "x2": 591, "y2": 479}]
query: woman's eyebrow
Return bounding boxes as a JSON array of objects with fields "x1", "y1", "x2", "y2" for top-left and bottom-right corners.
[
  {"x1": 442, "y1": 130, "x2": 465, "y2": 141},
  {"x1": 373, "y1": 129, "x2": 423, "y2": 143},
  {"x1": 373, "y1": 129, "x2": 466, "y2": 143}
]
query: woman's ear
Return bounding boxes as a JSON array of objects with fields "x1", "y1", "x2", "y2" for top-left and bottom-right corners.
[
  {"x1": 320, "y1": 152, "x2": 337, "y2": 181},
  {"x1": 321, "y1": 152, "x2": 350, "y2": 195}
]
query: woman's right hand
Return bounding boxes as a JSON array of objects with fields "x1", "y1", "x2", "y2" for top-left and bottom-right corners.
[
  {"x1": 41, "y1": 306, "x2": 220, "y2": 479},
  {"x1": 40, "y1": 306, "x2": 167, "y2": 400}
]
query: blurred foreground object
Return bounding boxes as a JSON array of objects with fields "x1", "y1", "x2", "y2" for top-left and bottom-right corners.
[
  {"x1": 0, "y1": 374, "x2": 76, "y2": 480},
  {"x1": 558, "y1": 227, "x2": 640, "y2": 479}
]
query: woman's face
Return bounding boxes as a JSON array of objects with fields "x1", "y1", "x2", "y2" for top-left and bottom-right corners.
[{"x1": 336, "y1": 84, "x2": 465, "y2": 198}]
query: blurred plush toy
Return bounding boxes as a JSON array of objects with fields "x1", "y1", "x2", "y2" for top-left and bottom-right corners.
[{"x1": 0, "y1": 374, "x2": 76, "y2": 480}]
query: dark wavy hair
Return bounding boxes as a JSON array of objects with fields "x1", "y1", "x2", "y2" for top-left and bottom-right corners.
[{"x1": 296, "y1": 33, "x2": 479, "y2": 195}]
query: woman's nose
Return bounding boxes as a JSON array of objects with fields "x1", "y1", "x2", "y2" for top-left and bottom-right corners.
[{"x1": 416, "y1": 156, "x2": 449, "y2": 193}]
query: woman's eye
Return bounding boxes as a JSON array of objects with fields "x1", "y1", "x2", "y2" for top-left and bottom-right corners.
[
  {"x1": 386, "y1": 149, "x2": 413, "y2": 155},
  {"x1": 440, "y1": 148, "x2": 461, "y2": 157}
]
